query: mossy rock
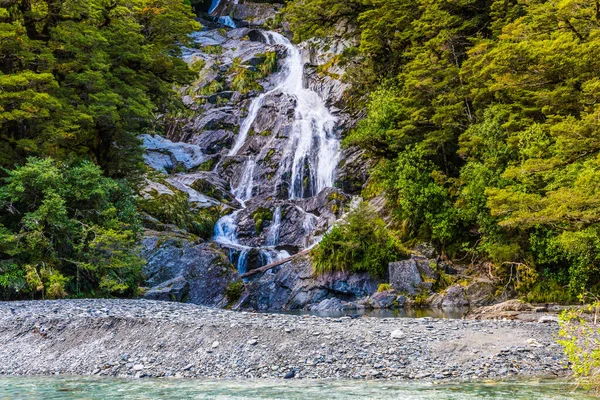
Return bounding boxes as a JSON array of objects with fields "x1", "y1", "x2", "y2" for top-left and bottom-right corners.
[{"x1": 251, "y1": 207, "x2": 273, "y2": 234}]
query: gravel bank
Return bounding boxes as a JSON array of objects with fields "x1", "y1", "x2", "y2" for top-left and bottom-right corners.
[{"x1": 0, "y1": 300, "x2": 569, "y2": 381}]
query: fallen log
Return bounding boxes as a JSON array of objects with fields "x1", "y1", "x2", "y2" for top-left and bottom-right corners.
[{"x1": 240, "y1": 249, "x2": 310, "y2": 278}]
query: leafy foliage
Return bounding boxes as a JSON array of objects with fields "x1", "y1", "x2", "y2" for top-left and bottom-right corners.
[
  {"x1": 138, "y1": 188, "x2": 220, "y2": 239},
  {"x1": 0, "y1": 0, "x2": 200, "y2": 177},
  {"x1": 290, "y1": 0, "x2": 600, "y2": 299},
  {"x1": 311, "y1": 202, "x2": 406, "y2": 278},
  {"x1": 0, "y1": 158, "x2": 144, "y2": 299},
  {"x1": 558, "y1": 300, "x2": 600, "y2": 390}
]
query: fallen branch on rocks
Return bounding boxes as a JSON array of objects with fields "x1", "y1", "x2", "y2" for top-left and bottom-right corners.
[{"x1": 240, "y1": 249, "x2": 310, "y2": 278}]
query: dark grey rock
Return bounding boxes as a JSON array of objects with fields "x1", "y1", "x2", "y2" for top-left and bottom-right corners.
[
  {"x1": 369, "y1": 290, "x2": 398, "y2": 309},
  {"x1": 431, "y1": 284, "x2": 470, "y2": 308},
  {"x1": 237, "y1": 256, "x2": 380, "y2": 311},
  {"x1": 144, "y1": 277, "x2": 189, "y2": 302},
  {"x1": 142, "y1": 233, "x2": 237, "y2": 307}
]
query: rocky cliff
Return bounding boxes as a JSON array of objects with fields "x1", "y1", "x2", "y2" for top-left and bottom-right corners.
[
  {"x1": 137, "y1": 3, "x2": 497, "y2": 313},
  {"x1": 138, "y1": 3, "x2": 376, "y2": 311}
]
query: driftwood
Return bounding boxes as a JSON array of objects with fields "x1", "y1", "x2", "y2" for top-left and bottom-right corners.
[{"x1": 239, "y1": 249, "x2": 310, "y2": 278}]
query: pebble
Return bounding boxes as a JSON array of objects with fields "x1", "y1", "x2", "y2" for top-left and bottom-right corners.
[{"x1": 0, "y1": 299, "x2": 569, "y2": 382}]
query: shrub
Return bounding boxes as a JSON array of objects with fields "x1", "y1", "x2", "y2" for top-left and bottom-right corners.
[
  {"x1": 225, "y1": 280, "x2": 244, "y2": 304},
  {"x1": 138, "y1": 188, "x2": 220, "y2": 239},
  {"x1": 377, "y1": 283, "x2": 391, "y2": 292},
  {"x1": 0, "y1": 158, "x2": 144, "y2": 299},
  {"x1": 558, "y1": 300, "x2": 600, "y2": 390},
  {"x1": 311, "y1": 202, "x2": 406, "y2": 278},
  {"x1": 252, "y1": 207, "x2": 273, "y2": 234}
]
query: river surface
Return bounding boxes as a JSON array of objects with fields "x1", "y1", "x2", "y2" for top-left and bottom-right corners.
[{"x1": 0, "y1": 377, "x2": 590, "y2": 399}]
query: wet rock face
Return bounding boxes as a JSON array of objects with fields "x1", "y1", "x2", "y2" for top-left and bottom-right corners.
[
  {"x1": 142, "y1": 233, "x2": 237, "y2": 307},
  {"x1": 141, "y1": 134, "x2": 206, "y2": 173},
  {"x1": 236, "y1": 256, "x2": 381, "y2": 311},
  {"x1": 138, "y1": 20, "x2": 372, "y2": 309}
]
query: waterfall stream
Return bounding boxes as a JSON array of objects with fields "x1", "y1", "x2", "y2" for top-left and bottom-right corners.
[
  {"x1": 208, "y1": 0, "x2": 238, "y2": 28},
  {"x1": 213, "y1": 30, "x2": 340, "y2": 274}
]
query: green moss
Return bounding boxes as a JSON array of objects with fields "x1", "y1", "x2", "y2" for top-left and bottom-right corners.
[
  {"x1": 202, "y1": 45, "x2": 223, "y2": 55},
  {"x1": 190, "y1": 179, "x2": 224, "y2": 201},
  {"x1": 225, "y1": 280, "x2": 244, "y2": 304},
  {"x1": 413, "y1": 292, "x2": 430, "y2": 306},
  {"x1": 377, "y1": 283, "x2": 392, "y2": 292},
  {"x1": 138, "y1": 187, "x2": 221, "y2": 239},
  {"x1": 200, "y1": 80, "x2": 224, "y2": 96},
  {"x1": 252, "y1": 207, "x2": 273, "y2": 234},
  {"x1": 190, "y1": 58, "x2": 206, "y2": 73},
  {"x1": 196, "y1": 158, "x2": 216, "y2": 172},
  {"x1": 264, "y1": 149, "x2": 275, "y2": 164}
]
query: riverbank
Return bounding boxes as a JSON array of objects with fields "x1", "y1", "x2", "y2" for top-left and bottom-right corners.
[{"x1": 0, "y1": 300, "x2": 569, "y2": 381}]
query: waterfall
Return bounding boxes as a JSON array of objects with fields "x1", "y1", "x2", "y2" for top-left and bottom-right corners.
[
  {"x1": 213, "y1": 30, "x2": 340, "y2": 272},
  {"x1": 208, "y1": 0, "x2": 238, "y2": 28},
  {"x1": 229, "y1": 32, "x2": 340, "y2": 199},
  {"x1": 266, "y1": 206, "x2": 282, "y2": 246},
  {"x1": 233, "y1": 159, "x2": 256, "y2": 205}
]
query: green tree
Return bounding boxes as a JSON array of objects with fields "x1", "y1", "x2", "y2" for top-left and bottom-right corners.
[
  {"x1": 0, "y1": 157, "x2": 144, "y2": 299},
  {"x1": 0, "y1": 0, "x2": 200, "y2": 177},
  {"x1": 311, "y1": 202, "x2": 406, "y2": 278}
]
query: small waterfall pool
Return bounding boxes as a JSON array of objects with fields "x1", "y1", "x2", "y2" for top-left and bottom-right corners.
[{"x1": 0, "y1": 377, "x2": 590, "y2": 399}]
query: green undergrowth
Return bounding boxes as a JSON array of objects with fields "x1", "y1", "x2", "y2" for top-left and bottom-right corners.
[
  {"x1": 311, "y1": 201, "x2": 407, "y2": 278},
  {"x1": 138, "y1": 187, "x2": 220, "y2": 239}
]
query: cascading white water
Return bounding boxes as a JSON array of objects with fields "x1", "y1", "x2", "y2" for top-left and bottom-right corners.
[
  {"x1": 229, "y1": 32, "x2": 340, "y2": 199},
  {"x1": 233, "y1": 159, "x2": 255, "y2": 205},
  {"x1": 214, "y1": 30, "x2": 340, "y2": 273},
  {"x1": 266, "y1": 206, "x2": 282, "y2": 246}
]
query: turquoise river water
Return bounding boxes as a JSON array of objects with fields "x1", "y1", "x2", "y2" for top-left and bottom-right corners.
[{"x1": 0, "y1": 377, "x2": 591, "y2": 400}]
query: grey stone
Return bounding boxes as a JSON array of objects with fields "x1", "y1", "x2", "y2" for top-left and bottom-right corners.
[
  {"x1": 142, "y1": 233, "x2": 237, "y2": 307},
  {"x1": 369, "y1": 290, "x2": 398, "y2": 309},
  {"x1": 388, "y1": 259, "x2": 423, "y2": 295}
]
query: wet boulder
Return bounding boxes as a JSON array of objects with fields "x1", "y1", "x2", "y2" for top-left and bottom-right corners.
[
  {"x1": 368, "y1": 290, "x2": 399, "y2": 309},
  {"x1": 430, "y1": 284, "x2": 469, "y2": 308},
  {"x1": 142, "y1": 232, "x2": 237, "y2": 307}
]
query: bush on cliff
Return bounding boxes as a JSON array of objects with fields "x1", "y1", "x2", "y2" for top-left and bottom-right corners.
[{"x1": 311, "y1": 202, "x2": 406, "y2": 278}]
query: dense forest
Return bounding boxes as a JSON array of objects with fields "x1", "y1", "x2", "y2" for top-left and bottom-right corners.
[
  {"x1": 287, "y1": 0, "x2": 600, "y2": 302},
  {"x1": 0, "y1": 0, "x2": 200, "y2": 298},
  {"x1": 1, "y1": 0, "x2": 600, "y2": 304}
]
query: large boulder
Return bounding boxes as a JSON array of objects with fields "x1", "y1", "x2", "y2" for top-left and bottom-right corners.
[
  {"x1": 388, "y1": 255, "x2": 436, "y2": 294},
  {"x1": 466, "y1": 280, "x2": 497, "y2": 307},
  {"x1": 368, "y1": 290, "x2": 399, "y2": 309},
  {"x1": 142, "y1": 232, "x2": 237, "y2": 307},
  {"x1": 309, "y1": 297, "x2": 359, "y2": 312},
  {"x1": 141, "y1": 134, "x2": 206, "y2": 173},
  {"x1": 465, "y1": 299, "x2": 535, "y2": 320},
  {"x1": 430, "y1": 284, "x2": 469, "y2": 308}
]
